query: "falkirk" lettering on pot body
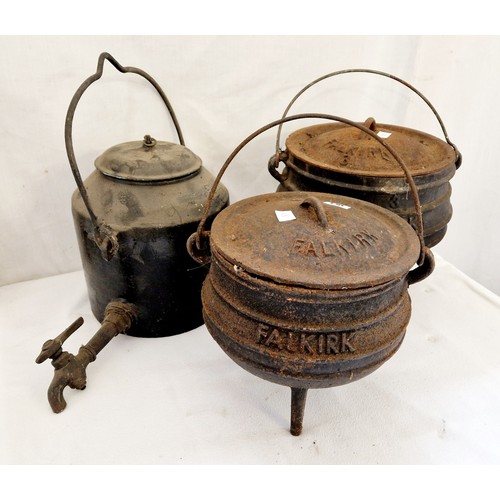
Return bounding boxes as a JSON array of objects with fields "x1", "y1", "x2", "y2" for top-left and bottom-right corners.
[{"x1": 256, "y1": 324, "x2": 356, "y2": 355}]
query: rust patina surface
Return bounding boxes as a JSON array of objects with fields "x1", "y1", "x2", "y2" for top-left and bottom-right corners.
[
  {"x1": 189, "y1": 113, "x2": 435, "y2": 436},
  {"x1": 274, "y1": 119, "x2": 457, "y2": 247},
  {"x1": 269, "y1": 69, "x2": 462, "y2": 248}
]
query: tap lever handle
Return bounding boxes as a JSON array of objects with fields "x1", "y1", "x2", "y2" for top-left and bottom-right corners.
[{"x1": 35, "y1": 317, "x2": 84, "y2": 364}]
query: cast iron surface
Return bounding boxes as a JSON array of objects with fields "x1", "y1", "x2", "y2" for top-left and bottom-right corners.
[
  {"x1": 192, "y1": 113, "x2": 427, "y2": 265},
  {"x1": 202, "y1": 192, "x2": 419, "y2": 433},
  {"x1": 188, "y1": 113, "x2": 435, "y2": 435},
  {"x1": 209, "y1": 192, "x2": 420, "y2": 289},
  {"x1": 276, "y1": 168, "x2": 454, "y2": 248},
  {"x1": 275, "y1": 119, "x2": 456, "y2": 247},
  {"x1": 203, "y1": 243, "x2": 412, "y2": 388},
  {"x1": 270, "y1": 69, "x2": 462, "y2": 249},
  {"x1": 285, "y1": 120, "x2": 456, "y2": 177},
  {"x1": 203, "y1": 191, "x2": 416, "y2": 388},
  {"x1": 273, "y1": 68, "x2": 461, "y2": 169}
]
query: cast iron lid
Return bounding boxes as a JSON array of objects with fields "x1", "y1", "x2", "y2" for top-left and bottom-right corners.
[
  {"x1": 285, "y1": 118, "x2": 456, "y2": 178},
  {"x1": 95, "y1": 135, "x2": 202, "y2": 182},
  {"x1": 210, "y1": 191, "x2": 420, "y2": 290}
]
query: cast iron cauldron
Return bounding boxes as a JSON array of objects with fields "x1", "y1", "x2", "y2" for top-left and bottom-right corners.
[
  {"x1": 268, "y1": 69, "x2": 462, "y2": 247},
  {"x1": 188, "y1": 113, "x2": 434, "y2": 436},
  {"x1": 36, "y1": 53, "x2": 228, "y2": 413}
]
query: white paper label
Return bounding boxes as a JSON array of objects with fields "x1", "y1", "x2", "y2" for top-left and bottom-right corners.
[
  {"x1": 275, "y1": 210, "x2": 296, "y2": 222},
  {"x1": 377, "y1": 131, "x2": 392, "y2": 139},
  {"x1": 323, "y1": 201, "x2": 351, "y2": 210},
  {"x1": 274, "y1": 210, "x2": 295, "y2": 222}
]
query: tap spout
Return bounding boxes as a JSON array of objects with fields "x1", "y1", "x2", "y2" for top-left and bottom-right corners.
[
  {"x1": 37, "y1": 300, "x2": 138, "y2": 413},
  {"x1": 47, "y1": 351, "x2": 87, "y2": 413}
]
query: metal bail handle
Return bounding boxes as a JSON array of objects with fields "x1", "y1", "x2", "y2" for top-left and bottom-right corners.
[
  {"x1": 65, "y1": 52, "x2": 185, "y2": 261},
  {"x1": 270, "y1": 68, "x2": 462, "y2": 183},
  {"x1": 190, "y1": 113, "x2": 432, "y2": 272}
]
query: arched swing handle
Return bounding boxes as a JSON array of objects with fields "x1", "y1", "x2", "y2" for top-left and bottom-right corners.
[{"x1": 65, "y1": 52, "x2": 184, "y2": 260}]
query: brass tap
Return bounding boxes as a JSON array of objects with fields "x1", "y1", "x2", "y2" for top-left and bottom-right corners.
[{"x1": 36, "y1": 300, "x2": 138, "y2": 413}]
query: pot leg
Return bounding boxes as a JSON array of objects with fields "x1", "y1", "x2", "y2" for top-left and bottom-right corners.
[{"x1": 290, "y1": 387, "x2": 308, "y2": 436}]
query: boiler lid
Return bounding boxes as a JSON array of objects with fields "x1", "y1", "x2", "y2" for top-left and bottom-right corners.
[{"x1": 95, "y1": 135, "x2": 201, "y2": 182}]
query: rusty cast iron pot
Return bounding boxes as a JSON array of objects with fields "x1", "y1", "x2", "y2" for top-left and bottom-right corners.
[
  {"x1": 188, "y1": 113, "x2": 434, "y2": 436},
  {"x1": 268, "y1": 69, "x2": 462, "y2": 248},
  {"x1": 36, "y1": 53, "x2": 228, "y2": 413}
]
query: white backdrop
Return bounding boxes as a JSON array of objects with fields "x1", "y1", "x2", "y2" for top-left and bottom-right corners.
[{"x1": 1, "y1": 36, "x2": 499, "y2": 294}]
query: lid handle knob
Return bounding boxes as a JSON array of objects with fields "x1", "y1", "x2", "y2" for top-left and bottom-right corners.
[
  {"x1": 363, "y1": 117, "x2": 377, "y2": 131},
  {"x1": 143, "y1": 135, "x2": 157, "y2": 148},
  {"x1": 300, "y1": 197, "x2": 330, "y2": 230}
]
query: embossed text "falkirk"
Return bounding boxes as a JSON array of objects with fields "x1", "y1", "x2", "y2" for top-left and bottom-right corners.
[
  {"x1": 257, "y1": 325, "x2": 355, "y2": 355},
  {"x1": 326, "y1": 139, "x2": 392, "y2": 165},
  {"x1": 290, "y1": 231, "x2": 378, "y2": 258}
]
